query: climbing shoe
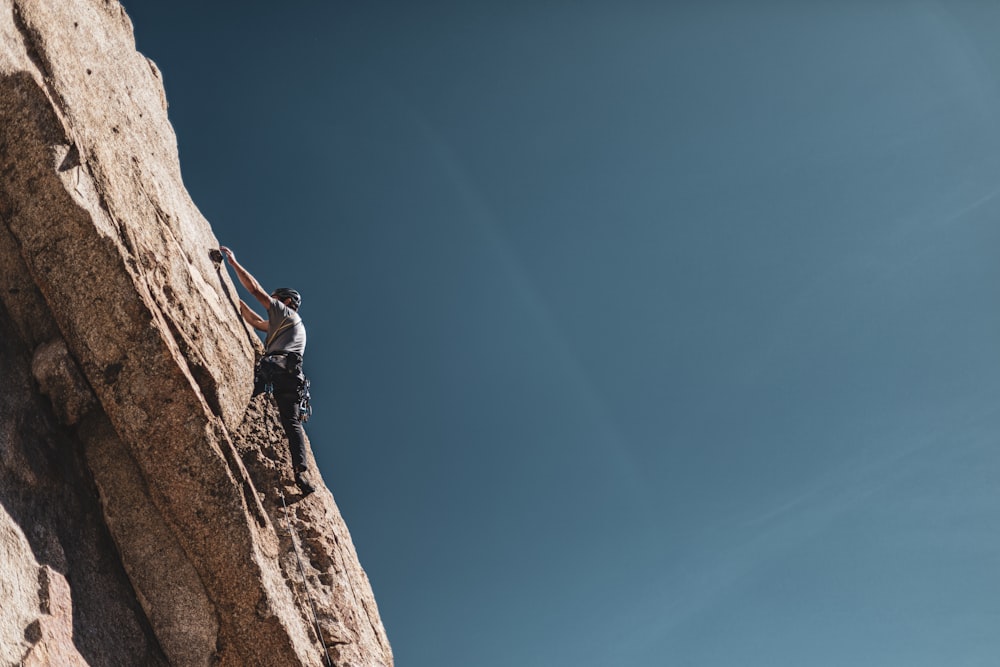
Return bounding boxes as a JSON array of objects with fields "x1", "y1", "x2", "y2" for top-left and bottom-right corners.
[{"x1": 295, "y1": 472, "x2": 315, "y2": 497}]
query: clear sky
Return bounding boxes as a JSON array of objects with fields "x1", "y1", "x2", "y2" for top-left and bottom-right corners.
[{"x1": 124, "y1": 2, "x2": 1000, "y2": 665}]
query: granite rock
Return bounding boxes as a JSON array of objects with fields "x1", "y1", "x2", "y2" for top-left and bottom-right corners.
[{"x1": 0, "y1": 1, "x2": 392, "y2": 664}]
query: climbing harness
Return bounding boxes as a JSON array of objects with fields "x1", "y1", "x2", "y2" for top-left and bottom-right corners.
[
  {"x1": 278, "y1": 488, "x2": 335, "y2": 667},
  {"x1": 255, "y1": 352, "x2": 312, "y2": 422}
]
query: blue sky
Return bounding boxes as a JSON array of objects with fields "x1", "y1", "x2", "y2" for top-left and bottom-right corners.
[{"x1": 125, "y1": 2, "x2": 1000, "y2": 665}]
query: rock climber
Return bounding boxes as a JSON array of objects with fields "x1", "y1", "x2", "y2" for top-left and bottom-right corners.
[{"x1": 218, "y1": 246, "x2": 314, "y2": 497}]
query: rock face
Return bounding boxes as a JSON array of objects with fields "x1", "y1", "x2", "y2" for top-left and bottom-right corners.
[{"x1": 0, "y1": 1, "x2": 393, "y2": 665}]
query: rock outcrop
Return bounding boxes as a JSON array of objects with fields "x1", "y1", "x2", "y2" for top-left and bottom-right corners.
[{"x1": 0, "y1": 1, "x2": 393, "y2": 665}]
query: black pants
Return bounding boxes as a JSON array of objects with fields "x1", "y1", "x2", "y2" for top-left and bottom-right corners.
[{"x1": 254, "y1": 362, "x2": 307, "y2": 472}]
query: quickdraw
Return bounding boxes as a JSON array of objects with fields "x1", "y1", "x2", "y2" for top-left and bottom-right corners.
[{"x1": 298, "y1": 378, "x2": 312, "y2": 423}]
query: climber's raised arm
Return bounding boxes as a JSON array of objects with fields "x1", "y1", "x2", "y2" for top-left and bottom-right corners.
[{"x1": 219, "y1": 246, "x2": 270, "y2": 310}]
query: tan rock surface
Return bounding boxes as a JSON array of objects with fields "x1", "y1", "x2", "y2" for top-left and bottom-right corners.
[
  {"x1": 0, "y1": 0, "x2": 393, "y2": 665},
  {"x1": 0, "y1": 504, "x2": 43, "y2": 666}
]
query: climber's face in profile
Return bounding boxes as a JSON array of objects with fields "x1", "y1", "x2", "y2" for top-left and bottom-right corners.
[
  {"x1": 272, "y1": 295, "x2": 295, "y2": 311},
  {"x1": 270, "y1": 288, "x2": 301, "y2": 311}
]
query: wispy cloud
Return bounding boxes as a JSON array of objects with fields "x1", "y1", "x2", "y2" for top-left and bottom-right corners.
[{"x1": 595, "y1": 403, "x2": 1000, "y2": 664}]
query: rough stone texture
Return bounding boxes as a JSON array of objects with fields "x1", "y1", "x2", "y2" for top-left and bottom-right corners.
[
  {"x1": 0, "y1": 303, "x2": 168, "y2": 666},
  {"x1": 0, "y1": 1, "x2": 393, "y2": 665},
  {"x1": 0, "y1": 504, "x2": 44, "y2": 665},
  {"x1": 0, "y1": 511, "x2": 90, "y2": 667},
  {"x1": 21, "y1": 567, "x2": 90, "y2": 667}
]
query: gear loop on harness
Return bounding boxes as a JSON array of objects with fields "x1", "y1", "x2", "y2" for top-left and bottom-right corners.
[{"x1": 298, "y1": 377, "x2": 312, "y2": 422}]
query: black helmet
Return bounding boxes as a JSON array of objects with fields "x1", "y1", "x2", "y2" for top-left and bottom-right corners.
[{"x1": 272, "y1": 288, "x2": 301, "y2": 309}]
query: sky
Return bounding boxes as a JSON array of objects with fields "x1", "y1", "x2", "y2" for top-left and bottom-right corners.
[{"x1": 123, "y1": 2, "x2": 1000, "y2": 665}]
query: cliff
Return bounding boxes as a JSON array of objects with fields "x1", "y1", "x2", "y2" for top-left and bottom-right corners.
[{"x1": 0, "y1": 1, "x2": 392, "y2": 665}]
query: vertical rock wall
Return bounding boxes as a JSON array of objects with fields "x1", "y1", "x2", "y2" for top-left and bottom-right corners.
[{"x1": 0, "y1": 1, "x2": 392, "y2": 665}]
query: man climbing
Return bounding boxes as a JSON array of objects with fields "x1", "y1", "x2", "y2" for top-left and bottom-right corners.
[{"x1": 218, "y1": 246, "x2": 314, "y2": 497}]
